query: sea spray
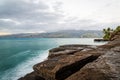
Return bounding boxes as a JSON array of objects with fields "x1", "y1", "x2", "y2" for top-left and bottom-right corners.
[{"x1": 0, "y1": 50, "x2": 48, "y2": 80}]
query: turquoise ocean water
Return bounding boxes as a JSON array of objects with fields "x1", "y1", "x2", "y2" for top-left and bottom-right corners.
[{"x1": 0, "y1": 38, "x2": 106, "y2": 80}]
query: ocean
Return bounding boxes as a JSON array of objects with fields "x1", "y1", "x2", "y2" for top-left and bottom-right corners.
[{"x1": 0, "y1": 38, "x2": 106, "y2": 80}]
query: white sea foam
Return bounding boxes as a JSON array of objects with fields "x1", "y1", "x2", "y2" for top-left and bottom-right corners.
[
  {"x1": 0, "y1": 38, "x2": 106, "y2": 80},
  {"x1": 1, "y1": 50, "x2": 48, "y2": 80}
]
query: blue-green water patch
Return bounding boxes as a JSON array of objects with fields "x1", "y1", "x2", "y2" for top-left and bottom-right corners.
[{"x1": 0, "y1": 38, "x2": 107, "y2": 80}]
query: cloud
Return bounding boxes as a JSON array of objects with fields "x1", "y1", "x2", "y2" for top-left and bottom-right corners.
[
  {"x1": 0, "y1": 0, "x2": 65, "y2": 33},
  {"x1": 0, "y1": 0, "x2": 119, "y2": 34},
  {"x1": 0, "y1": 0, "x2": 47, "y2": 18},
  {"x1": 0, "y1": 0, "x2": 63, "y2": 22}
]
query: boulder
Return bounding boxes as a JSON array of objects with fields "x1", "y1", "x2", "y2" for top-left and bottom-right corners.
[
  {"x1": 33, "y1": 54, "x2": 98, "y2": 80},
  {"x1": 66, "y1": 46, "x2": 120, "y2": 80},
  {"x1": 18, "y1": 72, "x2": 45, "y2": 80}
]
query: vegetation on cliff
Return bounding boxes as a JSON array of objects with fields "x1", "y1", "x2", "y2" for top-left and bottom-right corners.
[{"x1": 103, "y1": 26, "x2": 120, "y2": 40}]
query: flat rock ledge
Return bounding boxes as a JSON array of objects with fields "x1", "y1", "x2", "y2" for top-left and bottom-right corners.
[{"x1": 19, "y1": 32, "x2": 120, "y2": 80}]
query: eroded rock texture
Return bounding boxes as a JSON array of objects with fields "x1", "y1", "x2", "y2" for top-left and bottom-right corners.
[{"x1": 19, "y1": 31, "x2": 120, "y2": 80}]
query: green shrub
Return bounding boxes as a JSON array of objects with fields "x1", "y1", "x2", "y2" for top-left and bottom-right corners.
[
  {"x1": 103, "y1": 26, "x2": 120, "y2": 40},
  {"x1": 103, "y1": 27, "x2": 113, "y2": 40}
]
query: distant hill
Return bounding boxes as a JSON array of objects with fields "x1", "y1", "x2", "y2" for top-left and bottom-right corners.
[{"x1": 0, "y1": 30, "x2": 103, "y2": 38}]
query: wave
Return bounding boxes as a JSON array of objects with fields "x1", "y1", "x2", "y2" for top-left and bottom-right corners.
[{"x1": 0, "y1": 50, "x2": 48, "y2": 80}]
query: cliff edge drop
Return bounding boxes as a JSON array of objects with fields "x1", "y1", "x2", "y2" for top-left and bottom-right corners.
[{"x1": 19, "y1": 31, "x2": 120, "y2": 80}]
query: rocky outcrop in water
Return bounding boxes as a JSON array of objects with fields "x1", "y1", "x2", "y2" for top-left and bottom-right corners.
[{"x1": 19, "y1": 31, "x2": 120, "y2": 80}]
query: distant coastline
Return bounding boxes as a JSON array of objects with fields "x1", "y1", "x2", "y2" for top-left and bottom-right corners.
[{"x1": 0, "y1": 30, "x2": 103, "y2": 38}]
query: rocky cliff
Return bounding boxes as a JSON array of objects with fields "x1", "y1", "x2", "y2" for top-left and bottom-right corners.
[{"x1": 19, "y1": 31, "x2": 120, "y2": 80}]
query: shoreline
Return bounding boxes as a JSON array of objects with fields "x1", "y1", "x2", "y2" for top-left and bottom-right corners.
[{"x1": 19, "y1": 32, "x2": 120, "y2": 80}]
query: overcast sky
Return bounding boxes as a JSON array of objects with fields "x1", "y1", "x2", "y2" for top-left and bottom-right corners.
[{"x1": 0, "y1": 0, "x2": 120, "y2": 35}]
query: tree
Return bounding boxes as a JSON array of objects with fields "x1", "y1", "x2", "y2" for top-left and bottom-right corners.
[
  {"x1": 103, "y1": 26, "x2": 120, "y2": 40},
  {"x1": 103, "y1": 27, "x2": 113, "y2": 40},
  {"x1": 115, "y1": 26, "x2": 120, "y2": 32}
]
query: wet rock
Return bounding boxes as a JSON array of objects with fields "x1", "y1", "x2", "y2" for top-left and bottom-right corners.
[
  {"x1": 94, "y1": 39, "x2": 109, "y2": 42},
  {"x1": 18, "y1": 72, "x2": 45, "y2": 80}
]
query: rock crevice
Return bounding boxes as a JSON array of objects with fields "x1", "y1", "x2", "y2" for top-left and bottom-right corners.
[{"x1": 19, "y1": 31, "x2": 120, "y2": 80}]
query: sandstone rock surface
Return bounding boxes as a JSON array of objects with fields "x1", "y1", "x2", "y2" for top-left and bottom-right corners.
[{"x1": 19, "y1": 31, "x2": 120, "y2": 80}]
